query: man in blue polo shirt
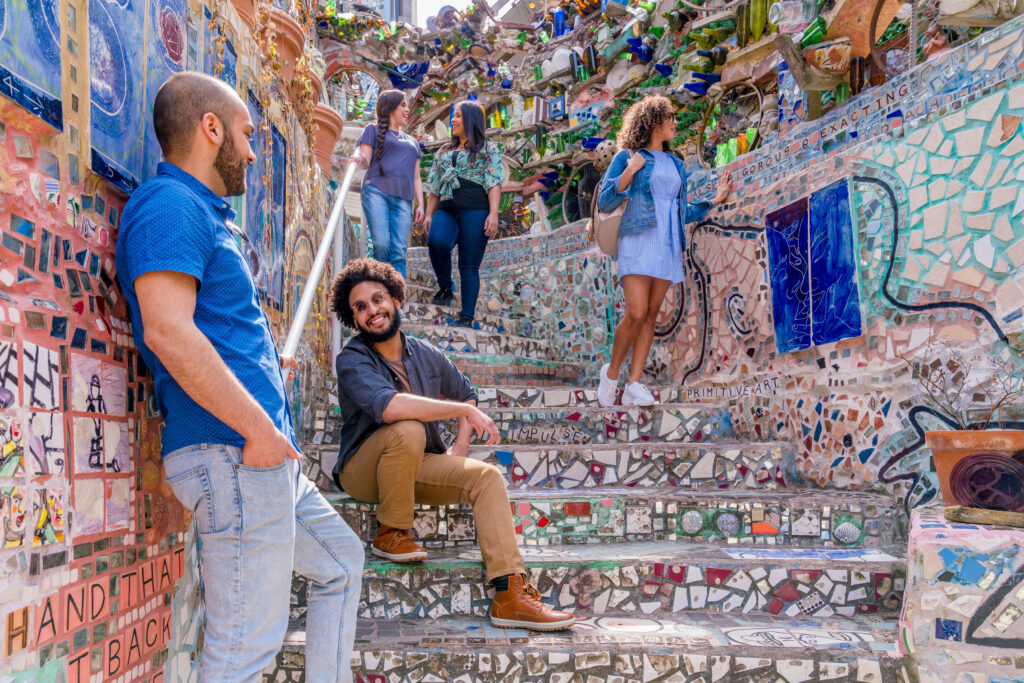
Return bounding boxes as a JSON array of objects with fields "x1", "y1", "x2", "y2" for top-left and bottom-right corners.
[{"x1": 116, "y1": 71, "x2": 363, "y2": 682}]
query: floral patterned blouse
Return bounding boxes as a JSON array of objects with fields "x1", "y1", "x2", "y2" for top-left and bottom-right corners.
[{"x1": 425, "y1": 141, "x2": 505, "y2": 201}]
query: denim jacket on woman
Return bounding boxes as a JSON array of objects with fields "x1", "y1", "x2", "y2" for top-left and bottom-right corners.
[{"x1": 596, "y1": 148, "x2": 711, "y2": 249}]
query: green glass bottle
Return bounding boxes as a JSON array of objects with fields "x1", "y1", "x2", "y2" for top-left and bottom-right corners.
[
  {"x1": 737, "y1": 3, "x2": 750, "y2": 47},
  {"x1": 750, "y1": 0, "x2": 766, "y2": 41},
  {"x1": 798, "y1": 17, "x2": 826, "y2": 49}
]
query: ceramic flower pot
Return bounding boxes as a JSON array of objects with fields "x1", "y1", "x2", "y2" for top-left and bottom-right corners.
[
  {"x1": 267, "y1": 6, "x2": 306, "y2": 88},
  {"x1": 231, "y1": 0, "x2": 257, "y2": 29},
  {"x1": 308, "y1": 69, "x2": 323, "y2": 104},
  {"x1": 803, "y1": 36, "x2": 851, "y2": 75},
  {"x1": 925, "y1": 430, "x2": 1024, "y2": 509},
  {"x1": 312, "y1": 103, "x2": 344, "y2": 173}
]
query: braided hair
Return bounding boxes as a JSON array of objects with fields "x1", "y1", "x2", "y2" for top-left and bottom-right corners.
[{"x1": 372, "y1": 90, "x2": 406, "y2": 176}]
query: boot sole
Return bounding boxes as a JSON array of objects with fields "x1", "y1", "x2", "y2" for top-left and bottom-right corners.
[
  {"x1": 489, "y1": 616, "x2": 576, "y2": 630},
  {"x1": 371, "y1": 547, "x2": 427, "y2": 562}
]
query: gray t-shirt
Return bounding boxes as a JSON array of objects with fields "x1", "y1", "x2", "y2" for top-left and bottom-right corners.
[{"x1": 359, "y1": 124, "x2": 422, "y2": 202}]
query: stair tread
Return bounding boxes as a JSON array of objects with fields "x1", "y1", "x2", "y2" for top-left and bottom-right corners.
[
  {"x1": 360, "y1": 539, "x2": 906, "y2": 569},
  {"x1": 282, "y1": 612, "x2": 905, "y2": 657}
]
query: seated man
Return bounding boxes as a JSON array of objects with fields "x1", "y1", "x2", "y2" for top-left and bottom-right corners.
[{"x1": 331, "y1": 258, "x2": 574, "y2": 631}]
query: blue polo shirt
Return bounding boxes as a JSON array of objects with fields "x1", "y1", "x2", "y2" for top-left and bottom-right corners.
[{"x1": 116, "y1": 162, "x2": 297, "y2": 455}]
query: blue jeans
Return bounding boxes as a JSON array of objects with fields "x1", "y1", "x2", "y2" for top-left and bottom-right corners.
[
  {"x1": 427, "y1": 208, "x2": 490, "y2": 319},
  {"x1": 361, "y1": 183, "x2": 413, "y2": 277},
  {"x1": 164, "y1": 443, "x2": 364, "y2": 682}
]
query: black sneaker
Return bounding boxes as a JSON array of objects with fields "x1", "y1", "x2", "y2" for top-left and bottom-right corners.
[
  {"x1": 431, "y1": 289, "x2": 454, "y2": 306},
  {"x1": 456, "y1": 315, "x2": 475, "y2": 328}
]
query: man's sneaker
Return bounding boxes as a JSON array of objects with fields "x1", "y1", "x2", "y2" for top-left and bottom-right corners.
[
  {"x1": 622, "y1": 381, "x2": 655, "y2": 407},
  {"x1": 597, "y1": 363, "x2": 619, "y2": 407},
  {"x1": 430, "y1": 288, "x2": 454, "y2": 306},
  {"x1": 490, "y1": 574, "x2": 575, "y2": 631},
  {"x1": 372, "y1": 525, "x2": 427, "y2": 562}
]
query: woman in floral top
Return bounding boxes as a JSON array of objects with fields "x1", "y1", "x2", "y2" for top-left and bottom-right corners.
[{"x1": 424, "y1": 101, "x2": 505, "y2": 326}]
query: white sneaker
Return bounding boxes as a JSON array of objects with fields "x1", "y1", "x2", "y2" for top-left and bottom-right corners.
[
  {"x1": 597, "y1": 363, "x2": 619, "y2": 407},
  {"x1": 622, "y1": 381, "x2": 655, "y2": 407}
]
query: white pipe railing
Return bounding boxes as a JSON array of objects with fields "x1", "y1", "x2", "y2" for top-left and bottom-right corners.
[{"x1": 282, "y1": 161, "x2": 358, "y2": 358}]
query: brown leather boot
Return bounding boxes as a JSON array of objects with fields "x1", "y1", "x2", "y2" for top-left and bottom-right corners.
[
  {"x1": 372, "y1": 525, "x2": 427, "y2": 562},
  {"x1": 490, "y1": 574, "x2": 575, "y2": 630}
]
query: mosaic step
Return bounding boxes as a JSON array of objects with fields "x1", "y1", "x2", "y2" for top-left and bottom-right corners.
[
  {"x1": 445, "y1": 352, "x2": 583, "y2": 387},
  {"x1": 269, "y1": 614, "x2": 915, "y2": 682},
  {"x1": 287, "y1": 540, "x2": 906, "y2": 624},
  {"x1": 481, "y1": 404, "x2": 734, "y2": 445},
  {"x1": 470, "y1": 440, "x2": 793, "y2": 490},
  {"x1": 298, "y1": 440, "x2": 794, "y2": 502},
  {"x1": 329, "y1": 488, "x2": 904, "y2": 550},
  {"x1": 404, "y1": 323, "x2": 556, "y2": 362},
  {"x1": 474, "y1": 385, "x2": 722, "y2": 408},
  {"x1": 402, "y1": 301, "x2": 533, "y2": 338}
]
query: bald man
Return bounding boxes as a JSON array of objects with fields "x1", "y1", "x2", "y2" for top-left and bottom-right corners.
[{"x1": 116, "y1": 72, "x2": 363, "y2": 682}]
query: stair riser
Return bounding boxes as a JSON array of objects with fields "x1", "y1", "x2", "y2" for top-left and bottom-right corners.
[
  {"x1": 271, "y1": 649, "x2": 915, "y2": 683},
  {"x1": 333, "y1": 494, "x2": 903, "y2": 549},
  {"x1": 271, "y1": 626, "x2": 916, "y2": 683},
  {"x1": 289, "y1": 560, "x2": 904, "y2": 625},
  {"x1": 304, "y1": 444, "x2": 794, "y2": 494},
  {"x1": 485, "y1": 406, "x2": 734, "y2": 446},
  {"x1": 475, "y1": 386, "x2": 699, "y2": 408},
  {"x1": 406, "y1": 326, "x2": 553, "y2": 362},
  {"x1": 450, "y1": 359, "x2": 582, "y2": 387},
  {"x1": 403, "y1": 302, "x2": 530, "y2": 338}
]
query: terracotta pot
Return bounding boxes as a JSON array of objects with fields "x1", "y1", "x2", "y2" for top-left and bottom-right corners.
[
  {"x1": 925, "y1": 430, "x2": 1024, "y2": 506},
  {"x1": 308, "y1": 69, "x2": 323, "y2": 104},
  {"x1": 312, "y1": 103, "x2": 344, "y2": 173},
  {"x1": 267, "y1": 6, "x2": 305, "y2": 89},
  {"x1": 231, "y1": 0, "x2": 257, "y2": 28}
]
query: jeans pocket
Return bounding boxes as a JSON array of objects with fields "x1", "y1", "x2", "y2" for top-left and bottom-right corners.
[
  {"x1": 166, "y1": 465, "x2": 219, "y2": 534},
  {"x1": 165, "y1": 446, "x2": 241, "y2": 535}
]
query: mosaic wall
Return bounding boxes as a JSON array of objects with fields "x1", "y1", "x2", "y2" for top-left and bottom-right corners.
[
  {"x1": 900, "y1": 509, "x2": 1024, "y2": 683},
  {"x1": 406, "y1": 15, "x2": 1024, "y2": 514},
  {"x1": 0, "y1": 0, "x2": 334, "y2": 678}
]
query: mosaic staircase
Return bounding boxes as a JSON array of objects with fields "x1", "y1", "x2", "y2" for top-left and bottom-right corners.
[{"x1": 266, "y1": 281, "x2": 917, "y2": 682}]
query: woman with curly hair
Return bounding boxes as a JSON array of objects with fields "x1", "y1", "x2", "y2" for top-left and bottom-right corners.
[
  {"x1": 423, "y1": 101, "x2": 505, "y2": 326},
  {"x1": 595, "y1": 95, "x2": 732, "y2": 407},
  {"x1": 350, "y1": 90, "x2": 424, "y2": 277}
]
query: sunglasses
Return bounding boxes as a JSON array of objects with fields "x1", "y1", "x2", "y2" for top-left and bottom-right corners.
[{"x1": 351, "y1": 290, "x2": 389, "y2": 314}]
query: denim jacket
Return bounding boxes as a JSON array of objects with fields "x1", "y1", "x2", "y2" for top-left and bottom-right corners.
[{"x1": 596, "y1": 149, "x2": 711, "y2": 248}]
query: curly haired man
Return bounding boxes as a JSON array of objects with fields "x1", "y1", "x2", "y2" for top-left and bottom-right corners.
[{"x1": 330, "y1": 258, "x2": 575, "y2": 631}]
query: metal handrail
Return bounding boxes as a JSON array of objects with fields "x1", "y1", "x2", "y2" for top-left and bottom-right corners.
[{"x1": 282, "y1": 161, "x2": 359, "y2": 358}]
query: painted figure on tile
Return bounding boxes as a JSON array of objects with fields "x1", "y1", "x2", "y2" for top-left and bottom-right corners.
[
  {"x1": 331, "y1": 258, "x2": 576, "y2": 631},
  {"x1": 116, "y1": 71, "x2": 364, "y2": 682},
  {"x1": 350, "y1": 89, "x2": 425, "y2": 277},
  {"x1": 424, "y1": 100, "x2": 505, "y2": 327},
  {"x1": 595, "y1": 95, "x2": 732, "y2": 407}
]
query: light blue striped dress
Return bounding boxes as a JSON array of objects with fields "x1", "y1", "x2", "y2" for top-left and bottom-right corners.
[{"x1": 617, "y1": 151, "x2": 684, "y2": 283}]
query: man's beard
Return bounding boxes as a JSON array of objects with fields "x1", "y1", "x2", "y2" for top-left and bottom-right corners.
[
  {"x1": 215, "y1": 129, "x2": 249, "y2": 196},
  {"x1": 358, "y1": 309, "x2": 401, "y2": 343}
]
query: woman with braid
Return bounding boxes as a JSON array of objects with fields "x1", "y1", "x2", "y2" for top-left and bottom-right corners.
[{"x1": 350, "y1": 90, "x2": 424, "y2": 277}]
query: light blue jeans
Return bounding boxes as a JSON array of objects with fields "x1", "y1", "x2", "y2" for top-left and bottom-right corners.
[
  {"x1": 164, "y1": 443, "x2": 364, "y2": 682},
  {"x1": 361, "y1": 183, "x2": 413, "y2": 276}
]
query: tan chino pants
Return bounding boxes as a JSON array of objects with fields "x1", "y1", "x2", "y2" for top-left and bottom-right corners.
[{"x1": 338, "y1": 420, "x2": 525, "y2": 582}]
